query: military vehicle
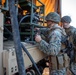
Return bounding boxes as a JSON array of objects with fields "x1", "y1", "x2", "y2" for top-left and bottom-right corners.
[{"x1": 0, "y1": 0, "x2": 61, "y2": 75}]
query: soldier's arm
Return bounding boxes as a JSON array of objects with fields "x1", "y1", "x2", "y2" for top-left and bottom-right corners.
[{"x1": 38, "y1": 31, "x2": 62, "y2": 56}]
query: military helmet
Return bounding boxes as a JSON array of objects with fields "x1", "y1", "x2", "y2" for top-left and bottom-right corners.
[
  {"x1": 61, "y1": 16, "x2": 71, "y2": 23},
  {"x1": 45, "y1": 12, "x2": 60, "y2": 23}
]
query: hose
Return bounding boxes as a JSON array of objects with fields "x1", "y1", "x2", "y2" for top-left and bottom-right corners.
[{"x1": 21, "y1": 43, "x2": 41, "y2": 75}]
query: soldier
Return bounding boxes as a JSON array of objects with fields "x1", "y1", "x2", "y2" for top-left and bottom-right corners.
[
  {"x1": 61, "y1": 16, "x2": 76, "y2": 75},
  {"x1": 35, "y1": 12, "x2": 69, "y2": 75}
]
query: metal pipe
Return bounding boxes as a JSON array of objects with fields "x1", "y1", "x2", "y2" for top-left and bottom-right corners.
[
  {"x1": 37, "y1": 0, "x2": 44, "y2": 6},
  {"x1": 37, "y1": 0, "x2": 45, "y2": 26},
  {"x1": 30, "y1": 0, "x2": 33, "y2": 24},
  {"x1": 2, "y1": 0, "x2": 9, "y2": 10}
]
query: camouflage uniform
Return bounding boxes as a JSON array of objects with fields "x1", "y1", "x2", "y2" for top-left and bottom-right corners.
[
  {"x1": 64, "y1": 26, "x2": 76, "y2": 75},
  {"x1": 61, "y1": 16, "x2": 76, "y2": 75},
  {"x1": 38, "y1": 24, "x2": 67, "y2": 75},
  {"x1": 39, "y1": 24, "x2": 66, "y2": 56}
]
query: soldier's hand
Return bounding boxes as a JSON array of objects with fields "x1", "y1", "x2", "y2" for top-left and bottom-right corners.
[{"x1": 35, "y1": 35, "x2": 42, "y2": 43}]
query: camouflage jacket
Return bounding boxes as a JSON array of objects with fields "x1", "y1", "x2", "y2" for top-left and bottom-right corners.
[
  {"x1": 64, "y1": 26, "x2": 76, "y2": 49},
  {"x1": 38, "y1": 24, "x2": 66, "y2": 56}
]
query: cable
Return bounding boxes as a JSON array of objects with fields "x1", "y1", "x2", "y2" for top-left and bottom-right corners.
[{"x1": 21, "y1": 43, "x2": 41, "y2": 75}]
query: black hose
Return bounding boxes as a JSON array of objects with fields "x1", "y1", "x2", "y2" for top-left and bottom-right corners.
[
  {"x1": 19, "y1": 15, "x2": 30, "y2": 25},
  {"x1": 21, "y1": 43, "x2": 41, "y2": 75},
  {"x1": 19, "y1": 12, "x2": 39, "y2": 25}
]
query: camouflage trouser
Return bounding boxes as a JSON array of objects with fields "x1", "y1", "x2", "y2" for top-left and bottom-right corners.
[
  {"x1": 70, "y1": 62, "x2": 76, "y2": 75},
  {"x1": 51, "y1": 68, "x2": 67, "y2": 75}
]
